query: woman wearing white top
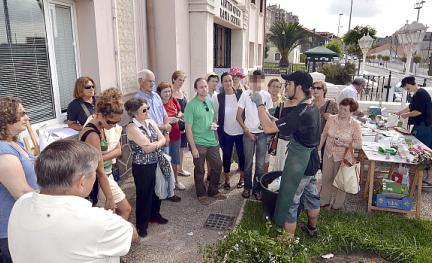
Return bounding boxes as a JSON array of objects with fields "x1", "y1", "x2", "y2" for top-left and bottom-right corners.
[{"x1": 213, "y1": 72, "x2": 245, "y2": 190}]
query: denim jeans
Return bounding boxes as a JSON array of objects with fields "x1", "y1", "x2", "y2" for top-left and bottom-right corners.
[
  {"x1": 221, "y1": 132, "x2": 245, "y2": 173},
  {"x1": 243, "y1": 132, "x2": 268, "y2": 193}
]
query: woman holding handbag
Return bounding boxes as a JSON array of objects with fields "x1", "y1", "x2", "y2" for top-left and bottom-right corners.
[
  {"x1": 125, "y1": 97, "x2": 169, "y2": 238},
  {"x1": 319, "y1": 98, "x2": 362, "y2": 209}
]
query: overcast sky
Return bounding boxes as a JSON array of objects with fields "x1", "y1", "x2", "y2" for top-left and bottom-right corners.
[{"x1": 268, "y1": 0, "x2": 432, "y2": 37}]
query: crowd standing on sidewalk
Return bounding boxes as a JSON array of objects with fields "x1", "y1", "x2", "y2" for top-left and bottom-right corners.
[{"x1": 1, "y1": 66, "x2": 432, "y2": 262}]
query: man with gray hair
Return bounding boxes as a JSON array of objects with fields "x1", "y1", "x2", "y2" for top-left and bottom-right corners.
[
  {"x1": 135, "y1": 69, "x2": 172, "y2": 149},
  {"x1": 336, "y1": 77, "x2": 366, "y2": 104},
  {"x1": 8, "y1": 140, "x2": 138, "y2": 263}
]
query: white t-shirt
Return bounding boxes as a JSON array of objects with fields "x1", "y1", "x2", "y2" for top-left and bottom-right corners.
[
  {"x1": 8, "y1": 192, "x2": 133, "y2": 263},
  {"x1": 223, "y1": 94, "x2": 244, "y2": 136},
  {"x1": 238, "y1": 90, "x2": 273, "y2": 133},
  {"x1": 336, "y1": 84, "x2": 358, "y2": 104}
]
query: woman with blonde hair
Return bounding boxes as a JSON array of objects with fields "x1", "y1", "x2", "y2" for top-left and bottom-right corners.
[
  {"x1": 67, "y1": 76, "x2": 97, "y2": 131},
  {"x1": 171, "y1": 70, "x2": 191, "y2": 177},
  {"x1": 0, "y1": 97, "x2": 38, "y2": 262},
  {"x1": 79, "y1": 88, "x2": 131, "y2": 220}
]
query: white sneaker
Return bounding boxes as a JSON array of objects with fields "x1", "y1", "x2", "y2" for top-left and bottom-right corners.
[{"x1": 175, "y1": 182, "x2": 186, "y2": 190}]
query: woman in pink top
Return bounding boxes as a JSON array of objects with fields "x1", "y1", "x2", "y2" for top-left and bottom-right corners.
[{"x1": 319, "y1": 98, "x2": 362, "y2": 209}]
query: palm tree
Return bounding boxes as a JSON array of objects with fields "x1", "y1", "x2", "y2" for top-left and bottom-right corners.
[{"x1": 269, "y1": 21, "x2": 306, "y2": 67}]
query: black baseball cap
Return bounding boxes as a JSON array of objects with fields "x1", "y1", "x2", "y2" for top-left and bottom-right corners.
[
  {"x1": 281, "y1": 71, "x2": 313, "y2": 89},
  {"x1": 401, "y1": 76, "x2": 416, "y2": 87}
]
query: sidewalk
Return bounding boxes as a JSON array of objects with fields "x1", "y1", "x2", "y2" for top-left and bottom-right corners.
[{"x1": 121, "y1": 152, "x2": 245, "y2": 263}]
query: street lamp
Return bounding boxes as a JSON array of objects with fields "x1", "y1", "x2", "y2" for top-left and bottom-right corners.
[
  {"x1": 396, "y1": 21, "x2": 427, "y2": 105},
  {"x1": 358, "y1": 34, "x2": 374, "y2": 75},
  {"x1": 414, "y1": 1, "x2": 426, "y2": 22},
  {"x1": 337, "y1": 13, "x2": 343, "y2": 37}
]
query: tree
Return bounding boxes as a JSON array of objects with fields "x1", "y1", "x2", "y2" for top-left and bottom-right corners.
[
  {"x1": 413, "y1": 55, "x2": 422, "y2": 75},
  {"x1": 377, "y1": 54, "x2": 383, "y2": 61},
  {"x1": 269, "y1": 21, "x2": 307, "y2": 67},
  {"x1": 382, "y1": 55, "x2": 390, "y2": 68},
  {"x1": 342, "y1": 25, "x2": 377, "y2": 57},
  {"x1": 326, "y1": 39, "x2": 343, "y2": 58}
]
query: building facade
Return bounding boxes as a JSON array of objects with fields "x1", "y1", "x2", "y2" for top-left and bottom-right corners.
[
  {"x1": 0, "y1": 0, "x2": 265, "y2": 126},
  {"x1": 265, "y1": 4, "x2": 299, "y2": 33}
]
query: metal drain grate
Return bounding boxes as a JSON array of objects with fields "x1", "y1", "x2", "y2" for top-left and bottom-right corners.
[{"x1": 204, "y1": 213, "x2": 236, "y2": 231}]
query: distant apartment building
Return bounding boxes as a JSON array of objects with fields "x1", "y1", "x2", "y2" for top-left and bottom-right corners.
[
  {"x1": 265, "y1": 4, "x2": 299, "y2": 33},
  {"x1": 0, "y1": 0, "x2": 266, "y2": 125}
]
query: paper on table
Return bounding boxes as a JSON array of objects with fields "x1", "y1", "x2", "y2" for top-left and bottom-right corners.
[{"x1": 48, "y1": 127, "x2": 79, "y2": 139}]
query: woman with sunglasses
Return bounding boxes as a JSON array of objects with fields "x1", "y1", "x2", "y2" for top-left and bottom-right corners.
[
  {"x1": 312, "y1": 80, "x2": 338, "y2": 169},
  {"x1": 125, "y1": 97, "x2": 169, "y2": 238},
  {"x1": 79, "y1": 88, "x2": 131, "y2": 219},
  {"x1": 67, "y1": 76, "x2": 97, "y2": 131},
  {"x1": 0, "y1": 97, "x2": 38, "y2": 262}
]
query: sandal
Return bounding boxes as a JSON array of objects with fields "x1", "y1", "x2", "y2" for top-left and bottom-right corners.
[
  {"x1": 252, "y1": 192, "x2": 262, "y2": 201},
  {"x1": 241, "y1": 190, "x2": 251, "y2": 199},
  {"x1": 224, "y1": 183, "x2": 230, "y2": 190},
  {"x1": 236, "y1": 180, "x2": 244, "y2": 189}
]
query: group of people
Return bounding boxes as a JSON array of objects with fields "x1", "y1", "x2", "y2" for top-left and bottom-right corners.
[{"x1": 1, "y1": 65, "x2": 431, "y2": 262}]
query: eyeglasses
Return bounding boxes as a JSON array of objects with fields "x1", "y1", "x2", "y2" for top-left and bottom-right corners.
[
  {"x1": 106, "y1": 119, "x2": 119, "y2": 125},
  {"x1": 84, "y1": 85, "x2": 95, "y2": 90},
  {"x1": 203, "y1": 101, "x2": 209, "y2": 112},
  {"x1": 312, "y1": 86, "x2": 323, "y2": 90},
  {"x1": 142, "y1": 107, "x2": 150, "y2": 113}
]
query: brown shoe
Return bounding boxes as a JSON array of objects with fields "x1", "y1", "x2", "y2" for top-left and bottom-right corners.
[
  {"x1": 210, "y1": 193, "x2": 227, "y2": 200},
  {"x1": 198, "y1": 196, "x2": 212, "y2": 206}
]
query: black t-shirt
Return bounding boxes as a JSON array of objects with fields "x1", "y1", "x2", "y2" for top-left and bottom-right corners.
[
  {"x1": 408, "y1": 88, "x2": 432, "y2": 126},
  {"x1": 67, "y1": 98, "x2": 95, "y2": 125},
  {"x1": 275, "y1": 102, "x2": 320, "y2": 148}
]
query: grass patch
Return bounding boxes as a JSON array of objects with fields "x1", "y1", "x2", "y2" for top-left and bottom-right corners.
[{"x1": 203, "y1": 201, "x2": 432, "y2": 263}]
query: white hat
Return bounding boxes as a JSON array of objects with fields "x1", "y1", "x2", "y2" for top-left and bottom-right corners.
[{"x1": 310, "y1": 72, "x2": 326, "y2": 82}]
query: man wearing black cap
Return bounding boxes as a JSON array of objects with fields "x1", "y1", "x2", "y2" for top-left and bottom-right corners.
[
  {"x1": 397, "y1": 76, "x2": 432, "y2": 148},
  {"x1": 250, "y1": 71, "x2": 321, "y2": 236}
]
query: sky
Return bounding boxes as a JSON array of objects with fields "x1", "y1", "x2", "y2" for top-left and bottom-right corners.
[{"x1": 267, "y1": 0, "x2": 432, "y2": 37}]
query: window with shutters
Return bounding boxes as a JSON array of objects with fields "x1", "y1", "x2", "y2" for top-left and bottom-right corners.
[
  {"x1": 0, "y1": 0, "x2": 79, "y2": 123},
  {"x1": 213, "y1": 24, "x2": 231, "y2": 68},
  {"x1": 0, "y1": 0, "x2": 56, "y2": 123}
]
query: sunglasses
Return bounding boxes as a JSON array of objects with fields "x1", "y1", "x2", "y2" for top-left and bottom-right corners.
[
  {"x1": 203, "y1": 101, "x2": 209, "y2": 112},
  {"x1": 18, "y1": 111, "x2": 28, "y2": 117},
  {"x1": 84, "y1": 85, "x2": 95, "y2": 90},
  {"x1": 312, "y1": 86, "x2": 323, "y2": 90},
  {"x1": 106, "y1": 119, "x2": 119, "y2": 125},
  {"x1": 142, "y1": 107, "x2": 150, "y2": 113}
]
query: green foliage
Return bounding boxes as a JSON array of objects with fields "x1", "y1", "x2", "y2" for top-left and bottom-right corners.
[
  {"x1": 318, "y1": 62, "x2": 356, "y2": 85},
  {"x1": 269, "y1": 21, "x2": 307, "y2": 67},
  {"x1": 401, "y1": 57, "x2": 407, "y2": 63},
  {"x1": 203, "y1": 201, "x2": 432, "y2": 263},
  {"x1": 326, "y1": 39, "x2": 343, "y2": 58},
  {"x1": 300, "y1": 53, "x2": 306, "y2": 63},
  {"x1": 382, "y1": 56, "x2": 390, "y2": 62},
  {"x1": 413, "y1": 56, "x2": 422, "y2": 64},
  {"x1": 343, "y1": 26, "x2": 377, "y2": 57},
  {"x1": 377, "y1": 54, "x2": 383, "y2": 60}
]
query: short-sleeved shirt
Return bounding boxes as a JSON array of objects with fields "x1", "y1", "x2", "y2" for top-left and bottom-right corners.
[
  {"x1": 408, "y1": 88, "x2": 432, "y2": 126},
  {"x1": 163, "y1": 98, "x2": 181, "y2": 142},
  {"x1": 184, "y1": 96, "x2": 218, "y2": 147},
  {"x1": 67, "y1": 98, "x2": 95, "y2": 125},
  {"x1": 238, "y1": 90, "x2": 273, "y2": 133},
  {"x1": 318, "y1": 99, "x2": 339, "y2": 134},
  {"x1": 135, "y1": 90, "x2": 167, "y2": 125},
  {"x1": 0, "y1": 141, "x2": 38, "y2": 238},
  {"x1": 8, "y1": 192, "x2": 133, "y2": 263},
  {"x1": 275, "y1": 102, "x2": 320, "y2": 148},
  {"x1": 336, "y1": 85, "x2": 358, "y2": 104}
]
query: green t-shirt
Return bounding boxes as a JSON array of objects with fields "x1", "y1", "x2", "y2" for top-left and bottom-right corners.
[{"x1": 184, "y1": 96, "x2": 218, "y2": 147}]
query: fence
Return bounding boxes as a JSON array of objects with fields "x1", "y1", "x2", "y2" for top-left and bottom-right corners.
[{"x1": 263, "y1": 63, "x2": 306, "y2": 75}]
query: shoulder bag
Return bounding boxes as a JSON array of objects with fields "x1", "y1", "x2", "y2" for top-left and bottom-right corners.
[{"x1": 332, "y1": 147, "x2": 360, "y2": 194}]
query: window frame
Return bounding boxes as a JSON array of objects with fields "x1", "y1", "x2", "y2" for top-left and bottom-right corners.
[{"x1": 43, "y1": 0, "x2": 81, "y2": 123}]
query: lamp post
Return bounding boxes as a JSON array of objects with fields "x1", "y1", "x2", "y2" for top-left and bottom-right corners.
[
  {"x1": 337, "y1": 13, "x2": 343, "y2": 37},
  {"x1": 396, "y1": 21, "x2": 428, "y2": 106},
  {"x1": 414, "y1": 1, "x2": 426, "y2": 22},
  {"x1": 358, "y1": 34, "x2": 374, "y2": 75}
]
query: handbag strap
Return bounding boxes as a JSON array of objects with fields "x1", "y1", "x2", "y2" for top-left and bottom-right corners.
[
  {"x1": 323, "y1": 100, "x2": 331, "y2": 113},
  {"x1": 79, "y1": 100, "x2": 92, "y2": 118},
  {"x1": 342, "y1": 146, "x2": 356, "y2": 166}
]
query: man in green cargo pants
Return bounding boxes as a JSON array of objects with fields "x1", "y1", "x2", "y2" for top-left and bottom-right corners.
[{"x1": 250, "y1": 71, "x2": 321, "y2": 237}]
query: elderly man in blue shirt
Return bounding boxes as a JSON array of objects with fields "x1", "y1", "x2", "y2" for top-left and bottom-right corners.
[{"x1": 135, "y1": 69, "x2": 172, "y2": 148}]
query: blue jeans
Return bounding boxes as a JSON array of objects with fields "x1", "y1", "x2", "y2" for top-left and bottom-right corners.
[
  {"x1": 243, "y1": 132, "x2": 268, "y2": 193},
  {"x1": 412, "y1": 123, "x2": 432, "y2": 149},
  {"x1": 221, "y1": 132, "x2": 245, "y2": 173}
]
